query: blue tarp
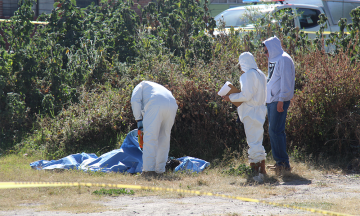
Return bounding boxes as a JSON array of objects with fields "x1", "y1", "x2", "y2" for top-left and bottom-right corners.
[{"x1": 30, "y1": 130, "x2": 210, "y2": 174}]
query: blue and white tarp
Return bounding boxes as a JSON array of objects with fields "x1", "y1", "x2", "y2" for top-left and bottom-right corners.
[{"x1": 30, "y1": 130, "x2": 210, "y2": 174}]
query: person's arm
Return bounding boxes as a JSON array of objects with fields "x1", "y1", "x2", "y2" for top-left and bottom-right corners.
[
  {"x1": 222, "y1": 95, "x2": 230, "y2": 101},
  {"x1": 278, "y1": 57, "x2": 295, "y2": 112},
  {"x1": 228, "y1": 71, "x2": 257, "y2": 103},
  {"x1": 279, "y1": 57, "x2": 295, "y2": 102},
  {"x1": 277, "y1": 101, "x2": 284, "y2": 112},
  {"x1": 131, "y1": 83, "x2": 144, "y2": 121}
]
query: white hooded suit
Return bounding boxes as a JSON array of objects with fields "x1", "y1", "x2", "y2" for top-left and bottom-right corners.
[
  {"x1": 229, "y1": 52, "x2": 267, "y2": 163},
  {"x1": 131, "y1": 81, "x2": 178, "y2": 173}
]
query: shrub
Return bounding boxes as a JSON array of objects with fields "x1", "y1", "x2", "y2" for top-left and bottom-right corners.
[
  {"x1": 2, "y1": 0, "x2": 360, "y2": 168},
  {"x1": 288, "y1": 49, "x2": 360, "y2": 159},
  {"x1": 170, "y1": 80, "x2": 246, "y2": 161}
]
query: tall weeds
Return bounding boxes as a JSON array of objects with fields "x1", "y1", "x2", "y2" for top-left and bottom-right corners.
[
  {"x1": 1, "y1": 0, "x2": 359, "y2": 165},
  {"x1": 288, "y1": 49, "x2": 360, "y2": 159}
]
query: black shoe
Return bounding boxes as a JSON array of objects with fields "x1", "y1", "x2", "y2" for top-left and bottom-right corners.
[{"x1": 141, "y1": 171, "x2": 156, "y2": 179}]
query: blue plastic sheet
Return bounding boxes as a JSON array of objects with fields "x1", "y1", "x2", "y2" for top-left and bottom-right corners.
[
  {"x1": 30, "y1": 129, "x2": 210, "y2": 174},
  {"x1": 175, "y1": 156, "x2": 210, "y2": 173}
]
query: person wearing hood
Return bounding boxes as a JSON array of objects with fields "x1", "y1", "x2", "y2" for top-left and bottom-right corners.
[
  {"x1": 222, "y1": 52, "x2": 268, "y2": 175},
  {"x1": 131, "y1": 81, "x2": 178, "y2": 178},
  {"x1": 262, "y1": 36, "x2": 295, "y2": 173}
]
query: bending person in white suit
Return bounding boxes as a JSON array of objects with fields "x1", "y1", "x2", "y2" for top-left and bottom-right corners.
[
  {"x1": 131, "y1": 81, "x2": 178, "y2": 177},
  {"x1": 222, "y1": 52, "x2": 267, "y2": 175}
]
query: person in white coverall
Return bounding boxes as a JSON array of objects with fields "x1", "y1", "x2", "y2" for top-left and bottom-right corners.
[
  {"x1": 131, "y1": 81, "x2": 178, "y2": 177},
  {"x1": 222, "y1": 52, "x2": 267, "y2": 174}
]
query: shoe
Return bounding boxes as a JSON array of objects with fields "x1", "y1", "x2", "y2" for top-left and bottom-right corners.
[
  {"x1": 250, "y1": 160, "x2": 267, "y2": 175},
  {"x1": 258, "y1": 160, "x2": 267, "y2": 175},
  {"x1": 250, "y1": 162, "x2": 259, "y2": 173},
  {"x1": 268, "y1": 163, "x2": 291, "y2": 175},
  {"x1": 156, "y1": 172, "x2": 164, "y2": 179},
  {"x1": 141, "y1": 171, "x2": 156, "y2": 179},
  {"x1": 253, "y1": 173, "x2": 264, "y2": 183}
]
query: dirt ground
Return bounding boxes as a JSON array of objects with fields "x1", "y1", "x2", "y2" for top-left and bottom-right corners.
[{"x1": 1, "y1": 173, "x2": 359, "y2": 216}]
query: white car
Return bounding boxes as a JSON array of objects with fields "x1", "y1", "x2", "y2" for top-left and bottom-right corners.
[{"x1": 213, "y1": 0, "x2": 360, "y2": 38}]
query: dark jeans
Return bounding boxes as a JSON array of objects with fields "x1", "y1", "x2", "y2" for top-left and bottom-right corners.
[{"x1": 267, "y1": 101, "x2": 291, "y2": 168}]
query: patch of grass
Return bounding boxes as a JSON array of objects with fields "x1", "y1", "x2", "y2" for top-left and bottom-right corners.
[
  {"x1": 291, "y1": 202, "x2": 334, "y2": 210},
  {"x1": 92, "y1": 188, "x2": 134, "y2": 196},
  {"x1": 222, "y1": 164, "x2": 252, "y2": 177},
  {"x1": 316, "y1": 181, "x2": 328, "y2": 187},
  {"x1": 197, "y1": 179, "x2": 208, "y2": 186}
]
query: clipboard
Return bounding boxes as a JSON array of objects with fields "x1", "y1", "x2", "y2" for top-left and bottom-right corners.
[{"x1": 226, "y1": 84, "x2": 242, "y2": 107}]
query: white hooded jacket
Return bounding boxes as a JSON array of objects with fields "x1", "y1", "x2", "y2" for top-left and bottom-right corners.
[
  {"x1": 131, "y1": 81, "x2": 176, "y2": 121},
  {"x1": 263, "y1": 36, "x2": 295, "y2": 103},
  {"x1": 229, "y1": 52, "x2": 267, "y2": 123}
]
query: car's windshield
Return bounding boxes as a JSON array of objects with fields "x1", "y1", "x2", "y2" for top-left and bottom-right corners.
[{"x1": 214, "y1": 5, "x2": 274, "y2": 28}]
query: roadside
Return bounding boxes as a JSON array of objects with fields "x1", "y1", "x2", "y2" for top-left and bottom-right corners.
[{"x1": 1, "y1": 172, "x2": 359, "y2": 216}]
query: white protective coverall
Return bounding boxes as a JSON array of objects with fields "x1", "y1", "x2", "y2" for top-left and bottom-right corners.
[
  {"x1": 131, "y1": 81, "x2": 178, "y2": 173},
  {"x1": 229, "y1": 52, "x2": 267, "y2": 163}
]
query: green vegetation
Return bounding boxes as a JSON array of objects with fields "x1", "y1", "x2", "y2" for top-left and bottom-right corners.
[
  {"x1": 223, "y1": 164, "x2": 252, "y2": 177},
  {"x1": 291, "y1": 202, "x2": 334, "y2": 211},
  {"x1": 0, "y1": 0, "x2": 359, "y2": 170},
  {"x1": 92, "y1": 188, "x2": 135, "y2": 196}
]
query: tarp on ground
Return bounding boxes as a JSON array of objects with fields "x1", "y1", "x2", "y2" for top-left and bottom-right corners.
[{"x1": 30, "y1": 130, "x2": 210, "y2": 174}]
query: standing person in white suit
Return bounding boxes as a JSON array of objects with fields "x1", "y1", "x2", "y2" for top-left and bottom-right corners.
[
  {"x1": 222, "y1": 52, "x2": 268, "y2": 176},
  {"x1": 131, "y1": 81, "x2": 178, "y2": 177}
]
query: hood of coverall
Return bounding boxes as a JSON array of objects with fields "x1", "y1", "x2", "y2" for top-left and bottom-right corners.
[
  {"x1": 263, "y1": 36, "x2": 284, "y2": 60},
  {"x1": 238, "y1": 52, "x2": 259, "y2": 73}
]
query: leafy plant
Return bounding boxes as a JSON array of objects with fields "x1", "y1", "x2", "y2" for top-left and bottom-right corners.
[
  {"x1": 92, "y1": 188, "x2": 135, "y2": 196},
  {"x1": 0, "y1": 0, "x2": 359, "y2": 169},
  {"x1": 223, "y1": 164, "x2": 252, "y2": 176}
]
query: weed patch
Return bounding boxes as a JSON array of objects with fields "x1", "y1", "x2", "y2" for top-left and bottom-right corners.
[{"x1": 92, "y1": 188, "x2": 135, "y2": 196}]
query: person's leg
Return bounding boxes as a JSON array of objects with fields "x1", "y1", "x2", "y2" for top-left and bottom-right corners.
[
  {"x1": 267, "y1": 101, "x2": 290, "y2": 168},
  {"x1": 243, "y1": 116, "x2": 267, "y2": 174},
  {"x1": 242, "y1": 117, "x2": 266, "y2": 164},
  {"x1": 143, "y1": 105, "x2": 162, "y2": 172},
  {"x1": 155, "y1": 101, "x2": 177, "y2": 174}
]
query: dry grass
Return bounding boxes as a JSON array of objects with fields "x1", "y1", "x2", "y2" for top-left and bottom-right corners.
[{"x1": 0, "y1": 154, "x2": 359, "y2": 215}]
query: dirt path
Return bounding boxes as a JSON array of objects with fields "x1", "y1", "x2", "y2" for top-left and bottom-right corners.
[
  {"x1": 0, "y1": 196, "x2": 313, "y2": 216},
  {"x1": 1, "y1": 174, "x2": 359, "y2": 216}
]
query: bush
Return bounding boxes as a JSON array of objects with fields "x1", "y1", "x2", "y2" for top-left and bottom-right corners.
[
  {"x1": 1, "y1": 0, "x2": 360, "y2": 168},
  {"x1": 170, "y1": 80, "x2": 246, "y2": 161},
  {"x1": 288, "y1": 50, "x2": 360, "y2": 159}
]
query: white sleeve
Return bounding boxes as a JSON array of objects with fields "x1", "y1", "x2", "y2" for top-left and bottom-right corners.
[
  {"x1": 229, "y1": 71, "x2": 257, "y2": 102},
  {"x1": 131, "y1": 83, "x2": 144, "y2": 121}
]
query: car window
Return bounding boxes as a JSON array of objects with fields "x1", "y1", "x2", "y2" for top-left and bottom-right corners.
[
  {"x1": 214, "y1": 6, "x2": 273, "y2": 28},
  {"x1": 296, "y1": 8, "x2": 321, "y2": 29},
  {"x1": 76, "y1": 0, "x2": 98, "y2": 8},
  {"x1": 214, "y1": 9, "x2": 247, "y2": 27},
  {"x1": 327, "y1": 2, "x2": 360, "y2": 24}
]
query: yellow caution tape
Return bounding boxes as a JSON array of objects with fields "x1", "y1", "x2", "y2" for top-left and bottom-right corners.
[
  {"x1": 0, "y1": 181, "x2": 353, "y2": 216},
  {"x1": 302, "y1": 31, "x2": 350, "y2": 35},
  {"x1": 214, "y1": 27, "x2": 350, "y2": 35}
]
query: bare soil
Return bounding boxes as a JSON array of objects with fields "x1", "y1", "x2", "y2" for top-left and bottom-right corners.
[{"x1": 1, "y1": 173, "x2": 359, "y2": 216}]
